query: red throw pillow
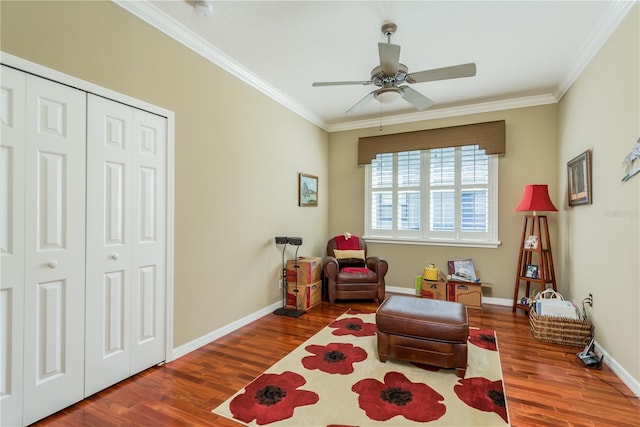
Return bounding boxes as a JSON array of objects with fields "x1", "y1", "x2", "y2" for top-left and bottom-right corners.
[{"x1": 334, "y1": 235, "x2": 360, "y2": 250}]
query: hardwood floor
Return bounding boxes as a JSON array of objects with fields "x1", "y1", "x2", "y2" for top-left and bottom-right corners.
[{"x1": 34, "y1": 298, "x2": 639, "y2": 426}]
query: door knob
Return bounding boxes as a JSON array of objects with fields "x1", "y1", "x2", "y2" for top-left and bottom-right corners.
[
  {"x1": 48, "y1": 260, "x2": 58, "y2": 269},
  {"x1": 111, "y1": 253, "x2": 120, "y2": 260}
]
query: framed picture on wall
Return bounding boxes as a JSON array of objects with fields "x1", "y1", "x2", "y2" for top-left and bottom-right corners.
[
  {"x1": 299, "y1": 173, "x2": 318, "y2": 207},
  {"x1": 567, "y1": 150, "x2": 592, "y2": 206}
]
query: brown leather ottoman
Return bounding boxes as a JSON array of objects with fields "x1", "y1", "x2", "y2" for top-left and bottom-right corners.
[{"x1": 376, "y1": 295, "x2": 469, "y2": 377}]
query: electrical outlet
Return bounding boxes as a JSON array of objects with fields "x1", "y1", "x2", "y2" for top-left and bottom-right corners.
[
  {"x1": 278, "y1": 279, "x2": 283, "y2": 289},
  {"x1": 588, "y1": 293, "x2": 593, "y2": 307}
]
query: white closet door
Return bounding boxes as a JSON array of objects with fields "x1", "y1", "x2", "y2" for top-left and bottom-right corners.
[
  {"x1": 22, "y1": 74, "x2": 87, "y2": 425},
  {"x1": 85, "y1": 95, "x2": 166, "y2": 396},
  {"x1": 130, "y1": 108, "x2": 166, "y2": 374},
  {"x1": 1, "y1": 65, "x2": 26, "y2": 427},
  {"x1": 85, "y1": 95, "x2": 133, "y2": 396}
]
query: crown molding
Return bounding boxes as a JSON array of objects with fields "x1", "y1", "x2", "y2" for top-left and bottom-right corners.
[
  {"x1": 113, "y1": 0, "x2": 636, "y2": 133},
  {"x1": 326, "y1": 94, "x2": 558, "y2": 132},
  {"x1": 555, "y1": 0, "x2": 637, "y2": 100},
  {"x1": 112, "y1": 0, "x2": 327, "y2": 130}
]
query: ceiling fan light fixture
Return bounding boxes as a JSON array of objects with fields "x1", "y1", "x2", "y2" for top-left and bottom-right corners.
[
  {"x1": 375, "y1": 88, "x2": 402, "y2": 104},
  {"x1": 194, "y1": 0, "x2": 213, "y2": 16}
]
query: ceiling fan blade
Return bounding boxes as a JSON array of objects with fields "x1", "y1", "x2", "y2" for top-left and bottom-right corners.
[
  {"x1": 399, "y1": 86, "x2": 434, "y2": 110},
  {"x1": 406, "y1": 63, "x2": 477, "y2": 84},
  {"x1": 378, "y1": 42, "x2": 401, "y2": 76},
  {"x1": 346, "y1": 91, "x2": 376, "y2": 114},
  {"x1": 312, "y1": 80, "x2": 372, "y2": 87}
]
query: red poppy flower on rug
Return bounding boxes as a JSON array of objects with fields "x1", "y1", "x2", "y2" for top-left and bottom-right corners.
[
  {"x1": 302, "y1": 342, "x2": 367, "y2": 374},
  {"x1": 329, "y1": 317, "x2": 377, "y2": 337},
  {"x1": 454, "y1": 377, "x2": 508, "y2": 423},
  {"x1": 351, "y1": 371, "x2": 446, "y2": 422},
  {"x1": 229, "y1": 371, "x2": 319, "y2": 425},
  {"x1": 214, "y1": 312, "x2": 508, "y2": 426},
  {"x1": 469, "y1": 328, "x2": 498, "y2": 351}
]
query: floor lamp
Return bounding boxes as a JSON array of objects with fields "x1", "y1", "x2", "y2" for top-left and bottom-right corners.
[
  {"x1": 273, "y1": 236, "x2": 305, "y2": 318},
  {"x1": 512, "y1": 184, "x2": 558, "y2": 312}
]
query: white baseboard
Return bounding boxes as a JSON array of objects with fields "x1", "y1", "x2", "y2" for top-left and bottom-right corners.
[
  {"x1": 594, "y1": 342, "x2": 640, "y2": 397},
  {"x1": 171, "y1": 286, "x2": 415, "y2": 360},
  {"x1": 386, "y1": 285, "x2": 418, "y2": 295},
  {"x1": 388, "y1": 285, "x2": 639, "y2": 396},
  {"x1": 170, "y1": 289, "x2": 640, "y2": 398},
  {"x1": 169, "y1": 301, "x2": 282, "y2": 361},
  {"x1": 483, "y1": 296, "x2": 513, "y2": 306}
]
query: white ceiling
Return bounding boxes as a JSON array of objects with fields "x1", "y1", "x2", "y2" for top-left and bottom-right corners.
[{"x1": 118, "y1": 1, "x2": 635, "y2": 131}]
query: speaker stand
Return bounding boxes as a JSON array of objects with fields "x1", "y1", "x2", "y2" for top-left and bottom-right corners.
[
  {"x1": 272, "y1": 239, "x2": 305, "y2": 318},
  {"x1": 273, "y1": 307, "x2": 305, "y2": 317},
  {"x1": 273, "y1": 242, "x2": 289, "y2": 316},
  {"x1": 285, "y1": 309, "x2": 305, "y2": 318}
]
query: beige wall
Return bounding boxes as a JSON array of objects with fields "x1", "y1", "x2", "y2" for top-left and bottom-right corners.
[
  {"x1": 3, "y1": 0, "x2": 638, "y2": 385},
  {"x1": 557, "y1": 5, "x2": 639, "y2": 381},
  {"x1": 328, "y1": 105, "x2": 559, "y2": 300},
  {"x1": 0, "y1": 1, "x2": 329, "y2": 347}
]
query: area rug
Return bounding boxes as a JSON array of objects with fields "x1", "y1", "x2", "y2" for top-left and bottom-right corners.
[{"x1": 212, "y1": 309, "x2": 510, "y2": 426}]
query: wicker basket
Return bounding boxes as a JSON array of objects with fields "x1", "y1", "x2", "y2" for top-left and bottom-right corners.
[{"x1": 529, "y1": 310, "x2": 592, "y2": 347}]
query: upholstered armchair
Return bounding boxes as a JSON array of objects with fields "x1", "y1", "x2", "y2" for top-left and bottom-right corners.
[{"x1": 323, "y1": 234, "x2": 388, "y2": 304}]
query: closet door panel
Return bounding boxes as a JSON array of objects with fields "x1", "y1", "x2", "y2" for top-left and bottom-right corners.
[
  {"x1": 2, "y1": 62, "x2": 170, "y2": 425},
  {"x1": 0, "y1": 65, "x2": 26, "y2": 427},
  {"x1": 85, "y1": 95, "x2": 133, "y2": 397},
  {"x1": 131, "y1": 110, "x2": 166, "y2": 374},
  {"x1": 22, "y1": 74, "x2": 86, "y2": 426}
]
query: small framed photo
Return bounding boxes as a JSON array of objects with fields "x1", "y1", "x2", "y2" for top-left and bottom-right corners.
[
  {"x1": 525, "y1": 264, "x2": 539, "y2": 279},
  {"x1": 524, "y1": 235, "x2": 539, "y2": 249},
  {"x1": 567, "y1": 150, "x2": 592, "y2": 207},
  {"x1": 298, "y1": 173, "x2": 318, "y2": 207}
]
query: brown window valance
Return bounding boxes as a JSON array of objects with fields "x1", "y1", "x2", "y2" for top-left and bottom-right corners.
[{"x1": 357, "y1": 120, "x2": 505, "y2": 165}]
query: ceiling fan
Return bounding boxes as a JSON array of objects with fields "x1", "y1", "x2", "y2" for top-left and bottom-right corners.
[{"x1": 312, "y1": 22, "x2": 477, "y2": 114}]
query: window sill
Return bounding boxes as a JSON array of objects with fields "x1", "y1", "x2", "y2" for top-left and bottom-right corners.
[{"x1": 363, "y1": 236, "x2": 502, "y2": 249}]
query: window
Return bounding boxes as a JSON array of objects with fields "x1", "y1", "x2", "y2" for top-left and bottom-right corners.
[{"x1": 365, "y1": 145, "x2": 499, "y2": 247}]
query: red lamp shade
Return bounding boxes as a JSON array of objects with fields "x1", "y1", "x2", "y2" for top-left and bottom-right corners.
[{"x1": 515, "y1": 184, "x2": 557, "y2": 213}]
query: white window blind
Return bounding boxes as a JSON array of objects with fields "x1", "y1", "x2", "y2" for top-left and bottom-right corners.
[{"x1": 365, "y1": 145, "x2": 498, "y2": 247}]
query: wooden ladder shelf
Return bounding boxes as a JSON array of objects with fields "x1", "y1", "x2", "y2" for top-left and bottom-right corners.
[{"x1": 512, "y1": 215, "x2": 557, "y2": 312}]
